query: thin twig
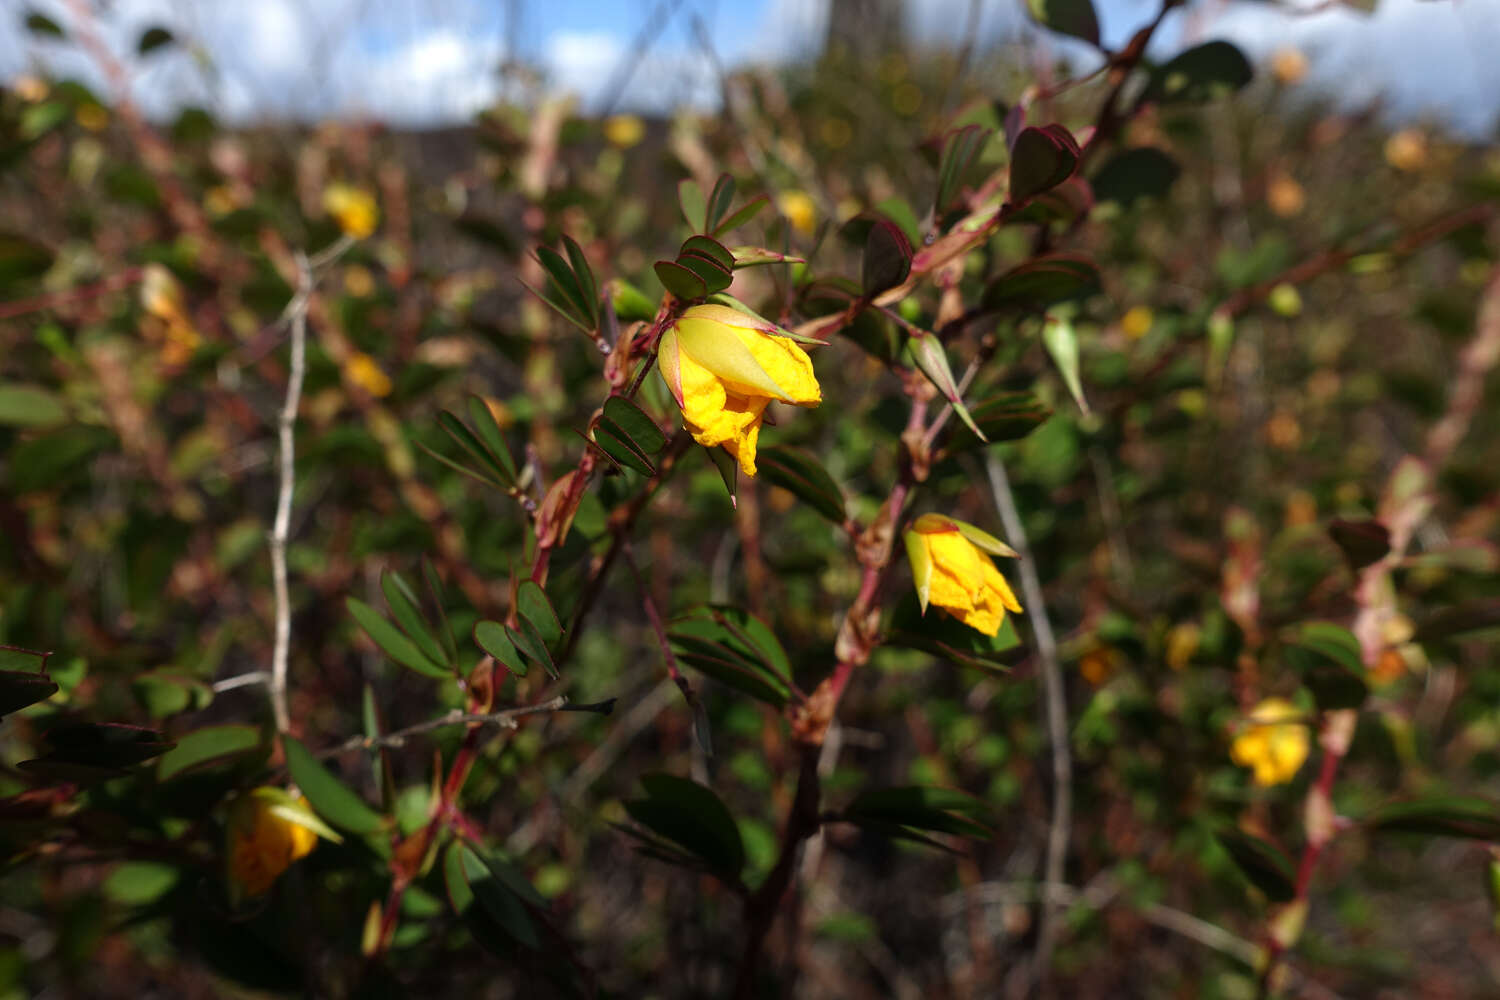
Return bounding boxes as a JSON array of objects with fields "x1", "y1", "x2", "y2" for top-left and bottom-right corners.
[
  {"x1": 983, "y1": 454, "x2": 1071, "y2": 990},
  {"x1": 316, "y1": 695, "x2": 584, "y2": 758},
  {"x1": 211, "y1": 670, "x2": 270, "y2": 693}
]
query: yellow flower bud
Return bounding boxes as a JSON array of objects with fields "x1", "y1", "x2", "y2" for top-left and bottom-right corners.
[
  {"x1": 1120, "y1": 305, "x2": 1153, "y2": 340},
  {"x1": 904, "y1": 513, "x2": 1022, "y2": 637},
  {"x1": 1229, "y1": 698, "x2": 1310, "y2": 786},
  {"x1": 1384, "y1": 129, "x2": 1428, "y2": 173},
  {"x1": 227, "y1": 790, "x2": 324, "y2": 899},
  {"x1": 658, "y1": 304, "x2": 821, "y2": 478},
  {"x1": 323, "y1": 183, "x2": 379, "y2": 239}
]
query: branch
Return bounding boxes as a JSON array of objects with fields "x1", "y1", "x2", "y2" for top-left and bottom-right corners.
[
  {"x1": 314, "y1": 695, "x2": 607, "y2": 758},
  {"x1": 983, "y1": 454, "x2": 1071, "y2": 989}
]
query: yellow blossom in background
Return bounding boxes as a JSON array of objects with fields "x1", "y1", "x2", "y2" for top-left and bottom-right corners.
[
  {"x1": 13, "y1": 74, "x2": 48, "y2": 103},
  {"x1": 1165, "y1": 622, "x2": 1200, "y2": 671},
  {"x1": 345, "y1": 351, "x2": 393, "y2": 398},
  {"x1": 778, "y1": 190, "x2": 817, "y2": 236},
  {"x1": 1270, "y1": 48, "x2": 1308, "y2": 86},
  {"x1": 203, "y1": 184, "x2": 237, "y2": 217},
  {"x1": 227, "y1": 790, "x2": 325, "y2": 899},
  {"x1": 323, "y1": 183, "x2": 379, "y2": 239},
  {"x1": 1384, "y1": 129, "x2": 1428, "y2": 172},
  {"x1": 1079, "y1": 644, "x2": 1122, "y2": 687},
  {"x1": 603, "y1": 114, "x2": 646, "y2": 149},
  {"x1": 343, "y1": 264, "x2": 376, "y2": 298},
  {"x1": 904, "y1": 513, "x2": 1022, "y2": 637},
  {"x1": 1121, "y1": 305, "x2": 1154, "y2": 340},
  {"x1": 75, "y1": 103, "x2": 109, "y2": 132},
  {"x1": 658, "y1": 304, "x2": 821, "y2": 477},
  {"x1": 1230, "y1": 698, "x2": 1310, "y2": 786}
]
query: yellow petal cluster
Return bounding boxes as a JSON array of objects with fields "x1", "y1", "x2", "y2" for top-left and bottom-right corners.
[
  {"x1": 661, "y1": 305, "x2": 821, "y2": 478},
  {"x1": 228, "y1": 791, "x2": 320, "y2": 898},
  {"x1": 906, "y1": 516, "x2": 1022, "y2": 637},
  {"x1": 1230, "y1": 698, "x2": 1310, "y2": 787},
  {"x1": 323, "y1": 183, "x2": 379, "y2": 239}
]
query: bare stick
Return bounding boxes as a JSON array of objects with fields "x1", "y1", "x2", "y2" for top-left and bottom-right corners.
[
  {"x1": 984, "y1": 454, "x2": 1071, "y2": 989},
  {"x1": 316, "y1": 695, "x2": 600, "y2": 758}
]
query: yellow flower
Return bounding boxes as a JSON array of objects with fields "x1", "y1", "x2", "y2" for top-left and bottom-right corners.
[
  {"x1": 657, "y1": 304, "x2": 821, "y2": 477},
  {"x1": 1270, "y1": 48, "x2": 1308, "y2": 86},
  {"x1": 227, "y1": 789, "x2": 327, "y2": 899},
  {"x1": 603, "y1": 113, "x2": 645, "y2": 149},
  {"x1": 344, "y1": 351, "x2": 393, "y2": 398},
  {"x1": 323, "y1": 183, "x2": 379, "y2": 239},
  {"x1": 778, "y1": 190, "x2": 817, "y2": 236},
  {"x1": 903, "y1": 513, "x2": 1022, "y2": 637},
  {"x1": 1120, "y1": 305, "x2": 1153, "y2": 340},
  {"x1": 1230, "y1": 698, "x2": 1310, "y2": 786},
  {"x1": 1384, "y1": 129, "x2": 1428, "y2": 172}
]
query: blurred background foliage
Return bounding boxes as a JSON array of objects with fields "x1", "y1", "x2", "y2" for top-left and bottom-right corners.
[{"x1": 2, "y1": 0, "x2": 1500, "y2": 997}]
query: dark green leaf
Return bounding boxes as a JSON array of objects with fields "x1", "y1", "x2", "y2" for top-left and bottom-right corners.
[
  {"x1": 884, "y1": 593, "x2": 1023, "y2": 674},
  {"x1": 862, "y1": 219, "x2": 913, "y2": 297},
  {"x1": 437, "y1": 409, "x2": 515, "y2": 487},
  {"x1": 844, "y1": 785, "x2": 994, "y2": 840},
  {"x1": 24, "y1": 11, "x2": 64, "y2": 37},
  {"x1": 465, "y1": 396, "x2": 519, "y2": 483},
  {"x1": 1148, "y1": 40, "x2": 1254, "y2": 105},
  {"x1": 681, "y1": 235, "x2": 735, "y2": 273},
  {"x1": 131, "y1": 670, "x2": 211, "y2": 717},
  {"x1": 0, "y1": 669, "x2": 58, "y2": 717},
  {"x1": 936, "y1": 125, "x2": 991, "y2": 214},
  {"x1": 1215, "y1": 827, "x2": 1296, "y2": 902},
  {"x1": 561, "y1": 235, "x2": 598, "y2": 327},
  {"x1": 947, "y1": 391, "x2": 1052, "y2": 452},
  {"x1": 536, "y1": 245, "x2": 591, "y2": 324},
  {"x1": 982, "y1": 253, "x2": 1100, "y2": 311},
  {"x1": 1367, "y1": 796, "x2": 1500, "y2": 841},
  {"x1": 1414, "y1": 599, "x2": 1500, "y2": 643},
  {"x1": 626, "y1": 773, "x2": 744, "y2": 878},
  {"x1": 1091, "y1": 147, "x2": 1181, "y2": 208},
  {"x1": 346, "y1": 597, "x2": 451, "y2": 679},
  {"x1": 705, "y1": 174, "x2": 737, "y2": 234},
  {"x1": 282, "y1": 735, "x2": 385, "y2": 835},
  {"x1": 674, "y1": 252, "x2": 734, "y2": 295},
  {"x1": 1284, "y1": 622, "x2": 1367, "y2": 710},
  {"x1": 137, "y1": 26, "x2": 174, "y2": 55},
  {"x1": 33, "y1": 723, "x2": 174, "y2": 768},
  {"x1": 756, "y1": 445, "x2": 846, "y2": 524},
  {"x1": 458, "y1": 845, "x2": 539, "y2": 948},
  {"x1": 422, "y1": 558, "x2": 459, "y2": 668},
  {"x1": 1026, "y1": 0, "x2": 1100, "y2": 45},
  {"x1": 1010, "y1": 125, "x2": 1081, "y2": 204},
  {"x1": 473, "y1": 621, "x2": 527, "y2": 677},
  {"x1": 654, "y1": 259, "x2": 709, "y2": 300},
  {"x1": 157, "y1": 724, "x2": 261, "y2": 781},
  {"x1": 382, "y1": 571, "x2": 449, "y2": 670},
  {"x1": 506, "y1": 621, "x2": 557, "y2": 679}
]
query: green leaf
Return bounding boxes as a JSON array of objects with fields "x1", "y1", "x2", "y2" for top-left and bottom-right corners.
[
  {"x1": 561, "y1": 234, "x2": 598, "y2": 327},
  {"x1": 669, "y1": 605, "x2": 792, "y2": 707},
  {"x1": 536, "y1": 245, "x2": 592, "y2": 326},
  {"x1": 1026, "y1": 0, "x2": 1100, "y2": 45},
  {"x1": 282, "y1": 735, "x2": 385, "y2": 835},
  {"x1": 654, "y1": 259, "x2": 709, "y2": 300},
  {"x1": 1042, "y1": 312, "x2": 1088, "y2": 414},
  {"x1": 936, "y1": 125, "x2": 991, "y2": 214},
  {"x1": 705, "y1": 174, "x2": 737, "y2": 234},
  {"x1": 729, "y1": 245, "x2": 803, "y2": 268},
  {"x1": 983, "y1": 253, "x2": 1100, "y2": 311},
  {"x1": 862, "y1": 219, "x2": 913, "y2": 297},
  {"x1": 507, "y1": 621, "x2": 557, "y2": 679},
  {"x1": 465, "y1": 396, "x2": 519, "y2": 484},
  {"x1": 381, "y1": 571, "x2": 450, "y2": 670},
  {"x1": 712, "y1": 194, "x2": 769, "y2": 237},
  {"x1": 104, "y1": 861, "x2": 179, "y2": 905},
  {"x1": 1284, "y1": 622, "x2": 1367, "y2": 710},
  {"x1": 157, "y1": 724, "x2": 261, "y2": 781},
  {"x1": 674, "y1": 252, "x2": 734, "y2": 295},
  {"x1": 0, "y1": 646, "x2": 48, "y2": 672},
  {"x1": 131, "y1": 670, "x2": 212, "y2": 717},
  {"x1": 7, "y1": 425, "x2": 113, "y2": 493},
  {"x1": 474, "y1": 621, "x2": 528, "y2": 677},
  {"x1": 137, "y1": 25, "x2": 174, "y2": 55},
  {"x1": 756, "y1": 445, "x2": 846, "y2": 524},
  {"x1": 23, "y1": 723, "x2": 174, "y2": 780},
  {"x1": 346, "y1": 597, "x2": 451, "y2": 679},
  {"x1": 946, "y1": 391, "x2": 1052, "y2": 451},
  {"x1": 595, "y1": 395, "x2": 668, "y2": 476},
  {"x1": 704, "y1": 439, "x2": 738, "y2": 504},
  {"x1": 1414, "y1": 599, "x2": 1500, "y2": 643},
  {"x1": 1091, "y1": 147, "x2": 1181, "y2": 208},
  {"x1": 1366, "y1": 796, "x2": 1500, "y2": 841},
  {"x1": 1009, "y1": 124, "x2": 1081, "y2": 204},
  {"x1": 681, "y1": 235, "x2": 735, "y2": 273},
  {"x1": 0, "y1": 669, "x2": 58, "y2": 717},
  {"x1": 516, "y1": 581, "x2": 564, "y2": 645},
  {"x1": 884, "y1": 592, "x2": 1023, "y2": 675},
  {"x1": 0, "y1": 384, "x2": 68, "y2": 428},
  {"x1": 458, "y1": 845, "x2": 539, "y2": 948},
  {"x1": 1148, "y1": 40, "x2": 1254, "y2": 105},
  {"x1": 625, "y1": 773, "x2": 745, "y2": 878},
  {"x1": 436, "y1": 409, "x2": 514, "y2": 488},
  {"x1": 24, "y1": 10, "x2": 65, "y2": 37},
  {"x1": 906, "y1": 335, "x2": 983, "y2": 440},
  {"x1": 844, "y1": 785, "x2": 994, "y2": 841},
  {"x1": 1215, "y1": 827, "x2": 1297, "y2": 902},
  {"x1": 678, "y1": 178, "x2": 707, "y2": 233},
  {"x1": 423, "y1": 558, "x2": 459, "y2": 669}
]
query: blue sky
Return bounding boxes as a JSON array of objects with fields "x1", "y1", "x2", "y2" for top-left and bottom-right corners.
[{"x1": 4, "y1": 0, "x2": 1498, "y2": 136}]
